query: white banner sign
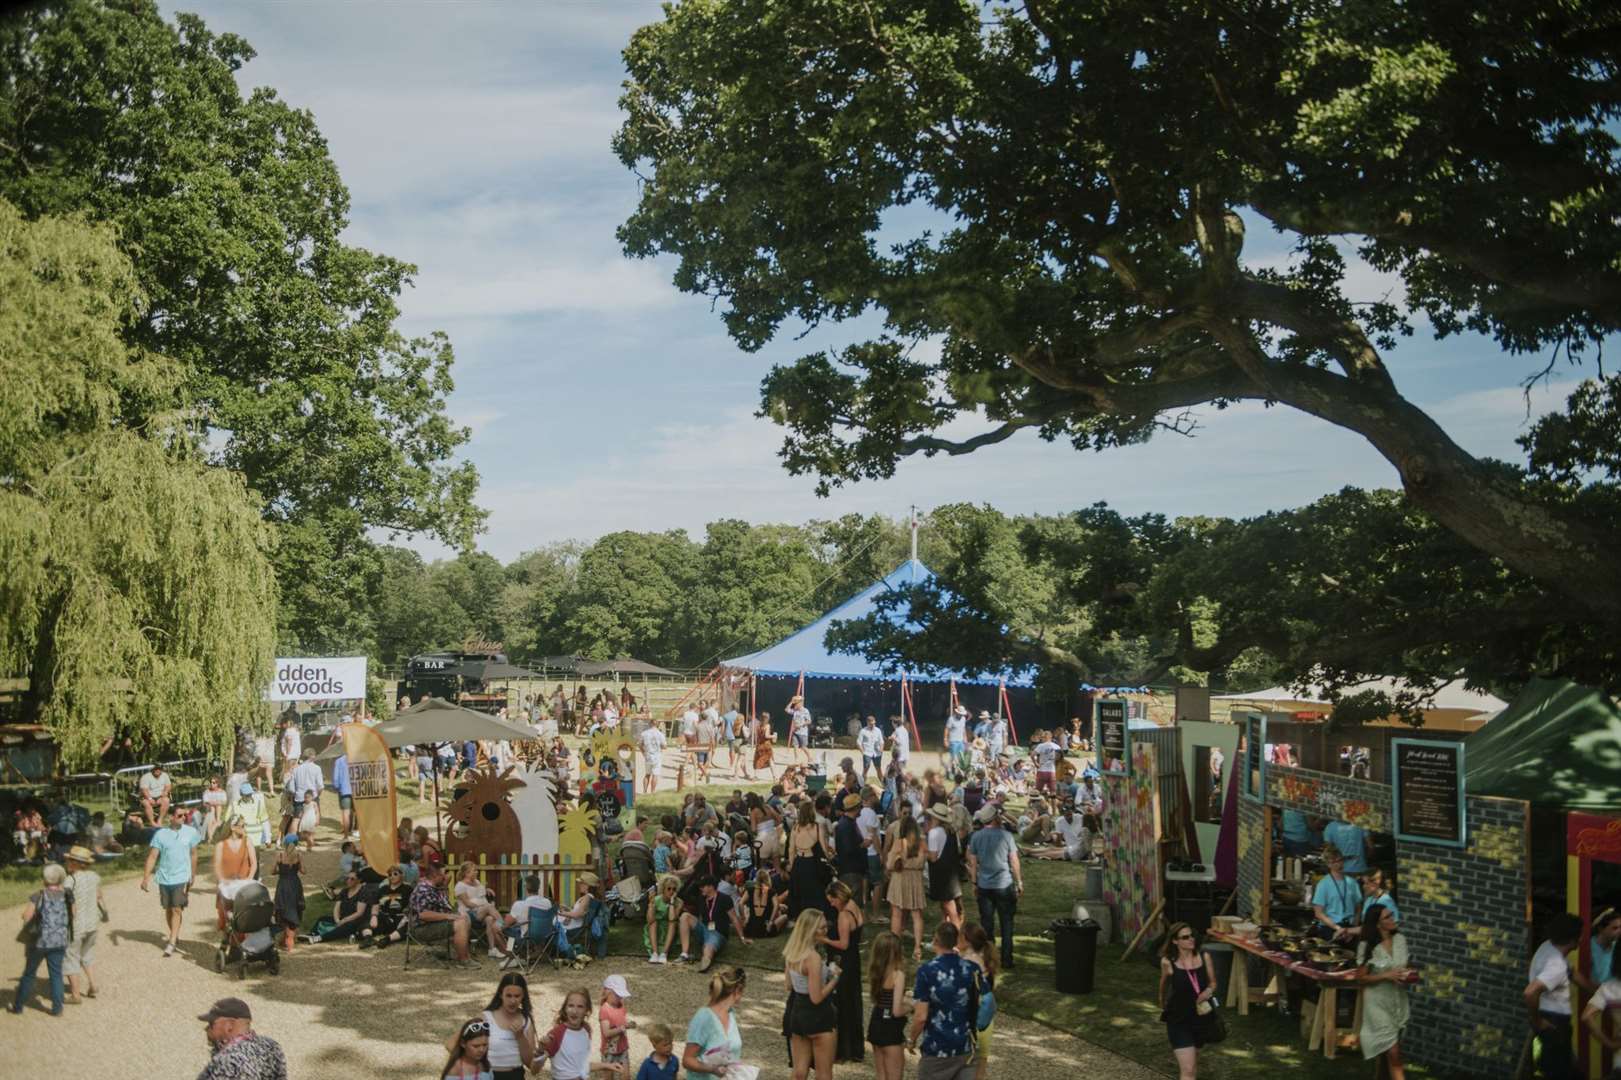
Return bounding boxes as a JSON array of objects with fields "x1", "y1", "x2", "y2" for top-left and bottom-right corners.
[{"x1": 267, "y1": 656, "x2": 368, "y2": 702}]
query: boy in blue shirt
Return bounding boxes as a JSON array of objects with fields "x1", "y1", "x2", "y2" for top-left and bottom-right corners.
[{"x1": 634, "y1": 1022, "x2": 678, "y2": 1080}]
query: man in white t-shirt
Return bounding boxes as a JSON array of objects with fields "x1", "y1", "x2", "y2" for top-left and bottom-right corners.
[
  {"x1": 1031, "y1": 731, "x2": 1061, "y2": 796},
  {"x1": 856, "y1": 787, "x2": 882, "y2": 909},
  {"x1": 137, "y1": 764, "x2": 172, "y2": 825},
  {"x1": 279, "y1": 719, "x2": 301, "y2": 782},
  {"x1": 502, "y1": 874, "x2": 554, "y2": 963},
  {"x1": 987, "y1": 714, "x2": 1008, "y2": 759},
  {"x1": 1053, "y1": 804, "x2": 1091, "y2": 861},
  {"x1": 1527, "y1": 913, "x2": 1591, "y2": 1080},
  {"x1": 1581, "y1": 976, "x2": 1621, "y2": 1069},
  {"x1": 639, "y1": 724, "x2": 667, "y2": 794},
  {"x1": 857, "y1": 716, "x2": 885, "y2": 781},
  {"x1": 944, "y1": 707, "x2": 968, "y2": 756},
  {"x1": 890, "y1": 717, "x2": 910, "y2": 769},
  {"x1": 680, "y1": 707, "x2": 700, "y2": 743}
]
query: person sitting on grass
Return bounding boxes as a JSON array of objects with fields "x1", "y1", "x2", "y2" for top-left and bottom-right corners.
[
  {"x1": 303, "y1": 868, "x2": 372, "y2": 943},
  {"x1": 359, "y1": 865, "x2": 414, "y2": 949},
  {"x1": 676, "y1": 876, "x2": 751, "y2": 973},
  {"x1": 86, "y1": 811, "x2": 122, "y2": 856}
]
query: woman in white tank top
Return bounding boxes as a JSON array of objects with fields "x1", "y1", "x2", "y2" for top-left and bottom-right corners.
[{"x1": 480, "y1": 973, "x2": 537, "y2": 1080}]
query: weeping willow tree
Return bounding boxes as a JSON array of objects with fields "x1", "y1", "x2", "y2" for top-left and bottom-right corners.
[{"x1": 0, "y1": 197, "x2": 276, "y2": 767}]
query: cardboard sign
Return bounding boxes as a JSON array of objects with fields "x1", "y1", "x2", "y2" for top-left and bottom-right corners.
[
  {"x1": 338, "y1": 722, "x2": 396, "y2": 874},
  {"x1": 1392, "y1": 738, "x2": 1466, "y2": 847},
  {"x1": 1095, "y1": 698, "x2": 1129, "y2": 776}
]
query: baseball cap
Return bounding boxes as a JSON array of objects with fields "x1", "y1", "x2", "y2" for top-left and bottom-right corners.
[
  {"x1": 197, "y1": 997, "x2": 252, "y2": 1022},
  {"x1": 602, "y1": 974, "x2": 631, "y2": 999},
  {"x1": 239, "y1": 782, "x2": 254, "y2": 796}
]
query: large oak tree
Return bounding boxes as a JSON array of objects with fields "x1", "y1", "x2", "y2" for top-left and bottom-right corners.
[{"x1": 614, "y1": 0, "x2": 1621, "y2": 640}]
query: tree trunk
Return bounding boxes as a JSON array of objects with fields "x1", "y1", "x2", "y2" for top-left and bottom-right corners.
[{"x1": 1259, "y1": 361, "x2": 1621, "y2": 624}]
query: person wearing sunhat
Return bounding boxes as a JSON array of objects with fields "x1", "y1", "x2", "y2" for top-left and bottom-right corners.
[
  {"x1": 924, "y1": 804, "x2": 964, "y2": 928},
  {"x1": 832, "y1": 792, "x2": 869, "y2": 906},
  {"x1": 63, "y1": 845, "x2": 105, "y2": 1003},
  {"x1": 787, "y1": 695, "x2": 812, "y2": 765},
  {"x1": 195, "y1": 997, "x2": 287, "y2": 1080}
]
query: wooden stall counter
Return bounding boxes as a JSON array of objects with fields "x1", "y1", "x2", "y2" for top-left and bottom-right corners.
[{"x1": 1208, "y1": 929, "x2": 1421, "y2": 1060}]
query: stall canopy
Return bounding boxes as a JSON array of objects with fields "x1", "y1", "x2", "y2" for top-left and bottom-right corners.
[
  {"x1": 576, "y1": 658, "x2": 681, "y2": 678},
  {"x1": 1463, "y1": 678, "x2": 1621, "y2": 812},
  {"x1": 1215, "y1": 676, "x2": 1506, "y2": 723},
  {"x1": 315, "y1": 698, "x2": 538, "y2": 766},
  {"x1": 723, "y1": 558, "x2": 1033, "y2": 687}
]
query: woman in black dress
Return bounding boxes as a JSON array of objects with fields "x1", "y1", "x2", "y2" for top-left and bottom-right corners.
[
  {"x1": 924, "y1": 804, "x2": 964, "y2": 928},
  {"x1": 819, "y1": 879, "x2": 865, "y2": 1063},
  {"x1": 866, "y1": 931, "x2": 908, "y2": 1080},
  {"x1": 785, "y1": 800, "x2": 831, "y2": 922},
  {"x1": 1158, "y1": 921, "x2": 1218, "y2": 1080}
]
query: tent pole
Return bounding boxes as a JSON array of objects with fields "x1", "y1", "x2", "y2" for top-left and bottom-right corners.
[
  {"x1": 903, "y1": 675, "x2": 922, "y2": 751},
  {"x1": 432, "y1": 742, "x2": 443, "y2": 846},
  {"x1": 1001, "y1": 677, "x2": 1020, "y2": 746}
]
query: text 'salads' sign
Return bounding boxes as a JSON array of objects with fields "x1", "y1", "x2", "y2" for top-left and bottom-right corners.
[
  {"x1": 1392, "y1": 738, "x2": 1466, "y2": 847},
  {"x1": 1095, "y1": 698, "x2": 1129, "y2": 776}
]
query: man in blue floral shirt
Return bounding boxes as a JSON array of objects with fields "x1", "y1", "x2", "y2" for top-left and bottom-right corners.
[{"x1": 906, "y1": 922, "x2": 979, "y2": 1079}]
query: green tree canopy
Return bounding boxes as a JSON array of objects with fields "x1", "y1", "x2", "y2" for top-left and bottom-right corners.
[
  {"x1": 615, "y1": 0, "x2": 1621, "y2": 642},
  {"x1": 0, "y1": 0, "x2": 483, "y2": 649},
  {"x1": 0, "y1": 198, "x2": 275, "y2": 765}
]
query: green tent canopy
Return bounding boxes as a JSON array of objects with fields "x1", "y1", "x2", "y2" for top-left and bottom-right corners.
[{"x1": 1464, "y1": 678, "x2": 1621, "y2": 811}]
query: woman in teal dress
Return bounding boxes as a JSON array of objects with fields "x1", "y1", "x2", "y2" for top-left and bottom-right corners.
[{"x1": 1356, "y1": 904, "x2": 1413, "y2": 1078}]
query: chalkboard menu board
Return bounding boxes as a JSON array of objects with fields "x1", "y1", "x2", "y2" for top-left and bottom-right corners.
[
  {"x1": 1392, "y1": 738, "x2": 1466, "y2": 847},
  {"x1": 1095, "y1": 698, "x2": 1129, "y2": 776}
]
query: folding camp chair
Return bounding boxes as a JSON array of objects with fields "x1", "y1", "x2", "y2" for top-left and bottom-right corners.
[
  {"x1": 402, "y1": 916, "x2": 457, "y2": 970},
  {"x1": 518, "y1": 903, "x2": 561, "y2": 974}
]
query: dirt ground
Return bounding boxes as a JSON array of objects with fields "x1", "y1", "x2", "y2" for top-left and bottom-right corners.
[{"x1": 1, "y1": 768, "x2": 1161, "y2": 1079}]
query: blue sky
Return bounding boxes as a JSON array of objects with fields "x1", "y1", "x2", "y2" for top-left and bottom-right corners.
[{"x1": 165, "y1": 1, "x2": 1577, "y2": 563}]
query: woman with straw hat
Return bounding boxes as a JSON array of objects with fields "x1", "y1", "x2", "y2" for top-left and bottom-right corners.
[{"x1": 63, "y1": 846, "x2": 105, "y2": 1003}]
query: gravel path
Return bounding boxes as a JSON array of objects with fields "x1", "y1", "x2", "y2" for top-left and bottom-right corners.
[{"x1": 2, "y1": 811, "x2": 1162, "y2": 1078}]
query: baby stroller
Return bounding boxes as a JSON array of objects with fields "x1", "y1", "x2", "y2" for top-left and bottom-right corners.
[
  {"x1": 213, "y1": 879, "x2": 280, "y2": 978},
  {"x1": 607, "y1": 873, "x2": 646, "y2": 921},
  {"x1": 618, "y1": 839, "x2": 655, "y2": 891}
]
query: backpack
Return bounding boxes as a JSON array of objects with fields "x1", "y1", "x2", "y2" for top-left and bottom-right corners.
[{"x1": 971, "y1": 964, "x2": 996, "y2": 1030}]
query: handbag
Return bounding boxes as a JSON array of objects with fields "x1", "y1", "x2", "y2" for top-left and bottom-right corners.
[
  {"x1": 15, "y1": 908, "x2": 39, "y2": 946},
  {"x1": 1197, "y1": 1006, "x2": 1229, "y2": 1044}
]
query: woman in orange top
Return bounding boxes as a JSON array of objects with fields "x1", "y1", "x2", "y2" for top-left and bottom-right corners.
[{"x1": 213, "y1": 817, "x2": 259, "y2": 929}]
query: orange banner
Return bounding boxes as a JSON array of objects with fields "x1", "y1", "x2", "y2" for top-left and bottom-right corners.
[{"x1": 339, "y1": 722, "x2": 397, "y2": 875}]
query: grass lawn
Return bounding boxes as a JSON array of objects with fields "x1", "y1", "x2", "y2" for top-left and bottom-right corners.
[
  {"x1": 0, "y1": 849, "x2": 154, "y2": 909},
  {"x1": 592, "y1": 783, "x2": 1432, "y2": 1080}
]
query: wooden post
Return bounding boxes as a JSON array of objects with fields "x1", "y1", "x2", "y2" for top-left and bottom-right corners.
[{"x1": 1121, "y1": 898, "x2": 1165, "y2": 960}]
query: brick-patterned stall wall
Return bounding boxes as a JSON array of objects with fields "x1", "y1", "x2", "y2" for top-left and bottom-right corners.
[
  {"x1": 1233, "y1": 764, "x2": 1528, "y2": 1079},
  {"x1": 1396, "y1": 796, "x2": 1529, "y2": 1079}
]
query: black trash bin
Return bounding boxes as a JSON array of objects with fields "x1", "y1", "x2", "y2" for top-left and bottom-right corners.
[{"x1": 1051, "y1": 917, "x2": 1101, "y2": 994}]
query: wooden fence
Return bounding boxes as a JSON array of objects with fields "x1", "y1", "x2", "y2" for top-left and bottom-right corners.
[{"x1": 466, "y1": 852, "x2": 599, "y2": 909}]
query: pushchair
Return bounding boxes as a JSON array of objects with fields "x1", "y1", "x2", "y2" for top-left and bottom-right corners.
[
  {"x1": 213, "y1": 879, "x2": 279, "y2": 978},
  {"x1": 618, "y1": 839, "x2": 655, "y2": 890},
  {"x1": 607, "y1": 873, "x2": 647, "y2": 922}
]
